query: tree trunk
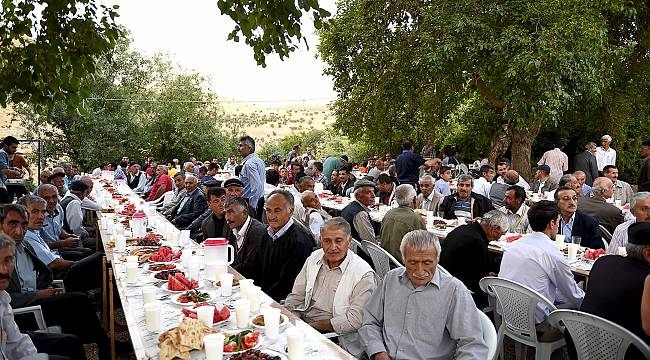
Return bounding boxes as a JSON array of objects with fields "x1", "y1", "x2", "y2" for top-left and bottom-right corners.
[
  {"x1": 510, "y1": 119, "x2": 542, "y2": 183},
  {"x1": 489, "y1": 124, "x2": 511, "y2": 165}
]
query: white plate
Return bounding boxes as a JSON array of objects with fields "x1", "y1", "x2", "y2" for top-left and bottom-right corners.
[
  {"x1": 162, "y1": 280, "x2": 204, "y2": 293},
  {"x1": 180, "y1": 308, "x2": 231, "y2": 326},
  {"x1": 149, "y1": 270, "x2": 185, "y2": 281},
  {"x1": 171, "y1": 291, "x2": 216, "y2": 306},
  {"x1": 222, "y1": 331, "x2": 264, "y2": 355},
  {"x1": 249, "y1": 313, "x2": 289, "y2": 330}
]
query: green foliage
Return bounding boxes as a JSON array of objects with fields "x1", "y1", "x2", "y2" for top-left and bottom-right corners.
[
  {"x1": 0, "y1": 0, "x2": 123, "y2": 111},
  {"x1": 217, "y1": 0, "x2": 331, "y2": 66},
  {"x1": 14, "y1": 39, "x2": 234, "y2": 170}
]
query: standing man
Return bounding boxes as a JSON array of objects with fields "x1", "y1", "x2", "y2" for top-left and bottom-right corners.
[
  {"x1": 596, "y1": 134, "x2": 617, "y2": 173},
  {"x1": 573, "y1": 142, "x2": 599, "y2": 186},
  {"x1": 238, "y1": 135, "x2": 265, "y2": 208},
  {"x1": 395, "y1": 140, "x2": 438, "y2": 189},
  {"x1": 638, "y1": 140, "x2": 650, "y2": 192},
  {"x1": 0, "y1": 136, "x2": 25, "y2": 203},
  {"x1": 537, "y1": 143, "x2": 568, "y2": 184}
]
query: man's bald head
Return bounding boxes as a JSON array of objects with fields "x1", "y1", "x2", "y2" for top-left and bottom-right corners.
[
  {"x1": 592, "y1": 177, "x2": 614, "y2": 199},
  {"x1": 301, "y1": 190, "x2": 320, "y2": 210},
  {"x1": 504, "y1": 170, "x2": 520, "y2": 185}
]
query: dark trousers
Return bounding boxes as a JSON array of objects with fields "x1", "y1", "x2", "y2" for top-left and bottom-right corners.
[
  {"x1": 56, "y1": 252, "x2": 103, "y2": 292},
  {"x1": 58, "y1": 247, "x2": 93, "y2": 261},
  {"x1": 0, "y1": 187, "x2": 11, "y2": 203},
  {"x1": 28, "y1": 331, "x2": 87, "y2": 360}
]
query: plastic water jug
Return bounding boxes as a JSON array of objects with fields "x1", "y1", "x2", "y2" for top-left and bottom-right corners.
[
  {"x1": 204, "y1": 238, "x2": 234, "y2": 265},
  {"x1": 132, "y1": 212, "x2": 147, "y2": 238}
]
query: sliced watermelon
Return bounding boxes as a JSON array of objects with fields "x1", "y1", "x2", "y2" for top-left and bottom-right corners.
[
  {"x1": 168, "y1": 274, "x2": 187, "y2": 291},
  {"x1": 174, "y1": 273, "x2": 191, "y2": 288}
]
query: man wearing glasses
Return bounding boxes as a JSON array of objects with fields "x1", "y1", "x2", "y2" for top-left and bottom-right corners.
[{"x1": 554, "y1": 186, "x2": 604, "y2": 249}]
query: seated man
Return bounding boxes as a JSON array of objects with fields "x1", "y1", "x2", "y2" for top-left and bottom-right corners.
[
  {"x1": 59, "y1": 180, "x2": 92, "y2": 239},
  {"x1": 434, "y1": 166, "x2": 453, "y2": 196},
  {"x1": 146, "y1": 165, "x2": 173, "y2": 201},
  {"x1": 126, "y1": 161, "x2": 147, "y2": 192},
  {"x1": 200, "y1": 187, "x2": 231, "y2": 241},
  {"x1": 341, "y1": 180, "x2": 380, "y2": 243},
  {"x1": 376, "y1": 174, "x2": 396, "y2": 206},
  {"x1": 285, "y1": 217, "x2": 376, "y2": 357},
  {"x1": 607, "y1": 192, "x2": 650, "y2": 253},
  {"x1": 555, "y1": 186, "x2": 603, "y2": 249},
  {"x1": 439, "y1": 210, "x2": 509, "y2": 307},
  {"x1": 531, "y1": 164, "x2": 558, "y2": 194},
  {"x1": 603, "y1": 165, "x2": 634, "y2": 206},
  {"x1": 48, "y1": 171, "x2": 66, "y2": 199},
  {"x1": 36, "y1": 184, "x2": 92, "y2": 261},
  {"x1": 300, "y1": 190, "x2": 332, "y2": 242},
  {"x1": 472, "y1": 164, "x2": 495, "y2": 198},
  {"x1": 439, "y1": 174, "x2": 494, "y2": 220},
  {"x1": 489, "y1": 169, "x2": 520, "y2": 208},
  {"x1": 19, "y1": 195, "x2": 102, "y2": 292},
  {"x1": 577, "y1": 177, "x2": 625, "y2": 233},
  {"x1": 0, "y1": 232, "x2": 86, "y2": 360},
  {"x1": 168, "y1": 175, "x2": 207, "y2": 228},
  {"x1": 360, "y1": 230, "x2": 488, "y2": 359},
  {"x1": 251, "y1": 190, "x2": 314, "y2": 301},
  {"x1": 380, "y1": 184, "x2": 426, "y2": 263},
  {"x1": 187, "y1": 179, "x2": 244, "y2": 239},
  {"x1": 200, "y1": 162, "x2": 219, "y2": 185},
  {"x1": 417, "y1": 175, "x2": 443, "y2": 213},
  {"x1": 574, "y1": 170, "x2": 592, "y2": 198},
  {"x1": 495, "y1": 160, "x2": 530, "y2": 190},
  {"x1": 287, "y1": 174, "x2": 315, "y2": 221},
  {"x1": 326, "y1": 169, "x2": 340, "y2": 193},
  {"x1": 1, "y1": 204, "x2": 112, "y2": 359},
  {"x1": 498, "y1": 185, "x2": 530, "y2": 233},
  {"x1": 499, "y1": 200, "x2": 584, "y2": 341},
  {"x1": 224, "y1": 196, "x2": 266, "y2": 278},
  {"x1": 160, "y1": 172, "x2": 187, "y2": 215},
  {"x1": 311, "y1": 161, "x2": 328, "y2": 186},
  {"x1": 549, "y1": 173, "x2": 580, "y2": 200},
  {"x1": 335, "y1": 167, "x2": 355, "y2": 197},
  {"x1": 581, "y1": 222, "x2": 650, "y2": 357}
]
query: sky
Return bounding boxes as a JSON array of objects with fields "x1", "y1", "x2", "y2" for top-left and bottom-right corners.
[{"x1": 107, "y1": 0, "x2": 337, "y2": 106}]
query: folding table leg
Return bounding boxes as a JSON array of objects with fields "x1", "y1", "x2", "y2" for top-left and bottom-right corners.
[
  {"x1": 108, "y1": 267, "x2": 116, "y2": 360},
  {"x1": 102, "y1": 256, "x2": 108, "y2": 329}
]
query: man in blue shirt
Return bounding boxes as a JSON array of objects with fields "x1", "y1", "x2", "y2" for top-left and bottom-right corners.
[
  {"x1": 395, "y1": 140, "x2": 438, "y2": 188},
  {"x1": 238, "y1": 136, "x2": 265, "y2": 209}
]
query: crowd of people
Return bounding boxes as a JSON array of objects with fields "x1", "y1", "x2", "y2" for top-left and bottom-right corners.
[{"x1": 0, "y1": 132, "x2": 649, "y2": 359}]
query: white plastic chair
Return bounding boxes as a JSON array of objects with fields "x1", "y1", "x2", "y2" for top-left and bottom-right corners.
[
  {"x1": 479, "y1": 277, "x2": 565, "y2": 360},
  {"x1": 548, "y1": 309, "x2": 650, "y2": 360},
  {"x1": 361, "y1": 240, "x2": 403, "y2": 279},
  {"x1": 478, "y1": 308, "x2": 498, "y2": 360},
  {"x1": 598, "y1": 224, "x2": 612, "y2": 249},
  {"x1": 351, "y1": 238, "x2": 367, "y2": 256},
  {"x1": 13, "y1": 305, "x2": 62, "y2": 333},
  {"x1": 162, "y1": 191, "x2": 175, "y2": 206}
]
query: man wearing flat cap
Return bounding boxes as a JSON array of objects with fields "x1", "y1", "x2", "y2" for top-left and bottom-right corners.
[
  {"x1": 48, "y1": 171, "x2": 66, "y2": 199},
  {"x1": 59, "y1": 180, "x2": 91, "y2": 238},
  {"x1": 341, "y1": 180, "x2": 380, "y2": 243},
  {"x1": 581, "y1": 222, "x2": 650, "y2": 352}
]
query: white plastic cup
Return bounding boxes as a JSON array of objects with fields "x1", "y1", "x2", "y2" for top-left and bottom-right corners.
[
  {"x1": 144, "y1": 301, "x2": 162, "y2": 332},
  {"x1": 205, "y1": 262, "x2": 217, "y2": 281},
  {"x1": 235, "y1": 299, "x2": 251, "y2": 329},
  {"x1": 615, "y1": 200, "x2": 622, "y2": 207},
  {"x1": 203, "y1": 333, "x2": 224, "y2": 360},
  {"x1": 214, "y1": 262, "x2": 228, "y2": 277},
  {"x1": 196, "y1": 305, "x2": 215, "y2": 327},
  {"x1": 142, "y1": 286, "x2": 156, "y2": 305},
  {"x1": 618, "y1": 247, "x2": 627, "y2": 256},
  {"x1": 286, "y1": 327, "x2": 304, "y2": 360},
  {"x1": 188, "y1": 259, "x2": 200, "y2": 281},
  {"x1": 106, "y1": 220, "x2": 115, "y2": 235},
  {"x1": 100, "y1": 216, "x2": 108, "y2": 229},
  {"x1": 126, "y1": 262, "x2": 138, "y2": 284},
  {"x1": 263, "y1": 307, "x2": 281, "y2": 340},
  {"x1": 126, "y1": 255, "x2": 139, "y2": 264},
  {"x1": 181, "y1": 249, "x2": 194, "y2": 268},
  {"x1": 567, "y1": 244, "x2": 579, "y2": 261},
  {"x1": 217, "y1": 273, "x2": 234, "y2": 297},
  {"x1": 457, "y1": 217, "x2": 467, "y2": 225},
  {"x1": 374, "y1": 197, "x2": 380, "y2": 205},
  {"x1": 116, "y1": 224, "x2": 125, "y2": 236},
  {"x1": 239, "y1": 279, "x2": 254, "y2": 292},
  {"x1": 249, "y1": 286, "x2": 261, "y2": 312},
  {"x1": 179, "y1": 229, "x2": 191, "y2": 246},
  {"x1": 116, "y1": 235, "x2": 127, "y2": 253}
]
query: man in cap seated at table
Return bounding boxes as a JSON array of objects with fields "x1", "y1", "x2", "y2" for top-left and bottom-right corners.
[
  {"x1": 439, "y1": 210, "x2": 509, "y2": 308},
  {"x1": 555, "y1": 186, "x2": 603, "y2": 249},
  {"x1": 224, "y1": 196, "x2": 266, "y2": 277},
  {"x1": 499, "y1": 200, "x2": 584, "y2": 341},
  {"x1": 168, "y1": 175, "x2": 207, "y2": 228},
  {"x1": 360, "y1": 230, "x2": 488, "y2": 359},
  {"x1": 187, "y1": 179, "x2": 247, "y2": 240},
  {"x1": 380, "y1": 184, "x2": 426, "y2": 263},
  {"x1": 607, "y1": 192, "x2": 650, "y2": 254},
  {"x1": 250, "y1": 190, "x2": 314, "y2": 301},
  {"x1": 2, "y1": 204, "x2": 115, "y2": 359},
  {"x1": 498, "y1": 185, "x2": 530, "y2": 233},
  {"x1": 341, "y1": 180, "x2": 380, "y2": 243},
  {"x1": 48, "y1": 171, "x2": 66, "y2": 199},
  {"x1": 577, "y1": 176, "x2": 624, "y2": 234},
  {"x1": 300, "y1": 190, "x2": 332, "y2": 242},
  {"x1": 285, "y1": 217, "x2": 376, "y2": 357},
  {"x1": 439, "y1": 174, "x2": 494, "y2": 220},
  {"x1": 417, "y1": 175, "x2": 443, "y2": 213},
  {"x1": 580, "y1": 222, "x2": 650, "y2": 358},
  {"x1": 531, "y1": 164, "x2": 558, "y2": 194},
  {"x1": 58, "y1": 180, "x2": 92, "y2": 240}
]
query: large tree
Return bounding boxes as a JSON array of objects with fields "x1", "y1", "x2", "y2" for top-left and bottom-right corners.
[{"x1": 319, "y1": 0, "x2": 635, "y2": 179}]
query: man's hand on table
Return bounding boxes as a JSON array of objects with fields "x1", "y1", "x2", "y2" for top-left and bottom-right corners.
[
  {"x1": 308, "y1": 319, "x2": 334, "y2": 333},
  {"x1": 60, "y1": 237, "x2": 80, "y2": 248},
  {"x1": 36, "y1": 287, "x2": 63, "y2": 299}
]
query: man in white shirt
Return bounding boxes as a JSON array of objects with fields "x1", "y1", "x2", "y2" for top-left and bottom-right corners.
[
  {"x1": 301, "y1": 190, "x2": 331, "y2": 242},
  {"x1": 607, "y1": 192, "x2": 650, "y2": 254},
  {"x1": 596, "y1": 134, "x2": 617, "y2": 172},
  {"x1": 499, "y1": 200, "x2": 584, "y2": 341},
  {"x1": 472, "y1": 164, "x2": 495, "y2": 198},
  {"x1": 287, "y1": 175, "x2": 315, "y2": 222}
]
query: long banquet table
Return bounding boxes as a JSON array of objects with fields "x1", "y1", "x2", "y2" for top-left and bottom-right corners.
[{"x1": 94, "y1": 180, "x2": 355, "y2": 360}]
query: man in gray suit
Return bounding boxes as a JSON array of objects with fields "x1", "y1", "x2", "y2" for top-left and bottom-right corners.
[
  {"x1": 577, "y1": 177, "x2": 625, "y2": 233},
  {"x1": 573, "y1": 142, "x2": 599, "y2": 186}
]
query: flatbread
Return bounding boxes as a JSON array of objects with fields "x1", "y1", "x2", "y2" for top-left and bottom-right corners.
[{"x1": 158, "y1": 317, "x2": 213, "y2": 358}]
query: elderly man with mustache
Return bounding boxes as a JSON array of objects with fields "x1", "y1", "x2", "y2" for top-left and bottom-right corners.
[
  {"x1": 360, "y1": 230, "x2": 487, "y2": 360},
  {"x1": 554, "y1": 186, "x2": 603, "y2": 249},
  {"x1": 285, "y1": 217, "x2": 375, "y2": 358}
]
